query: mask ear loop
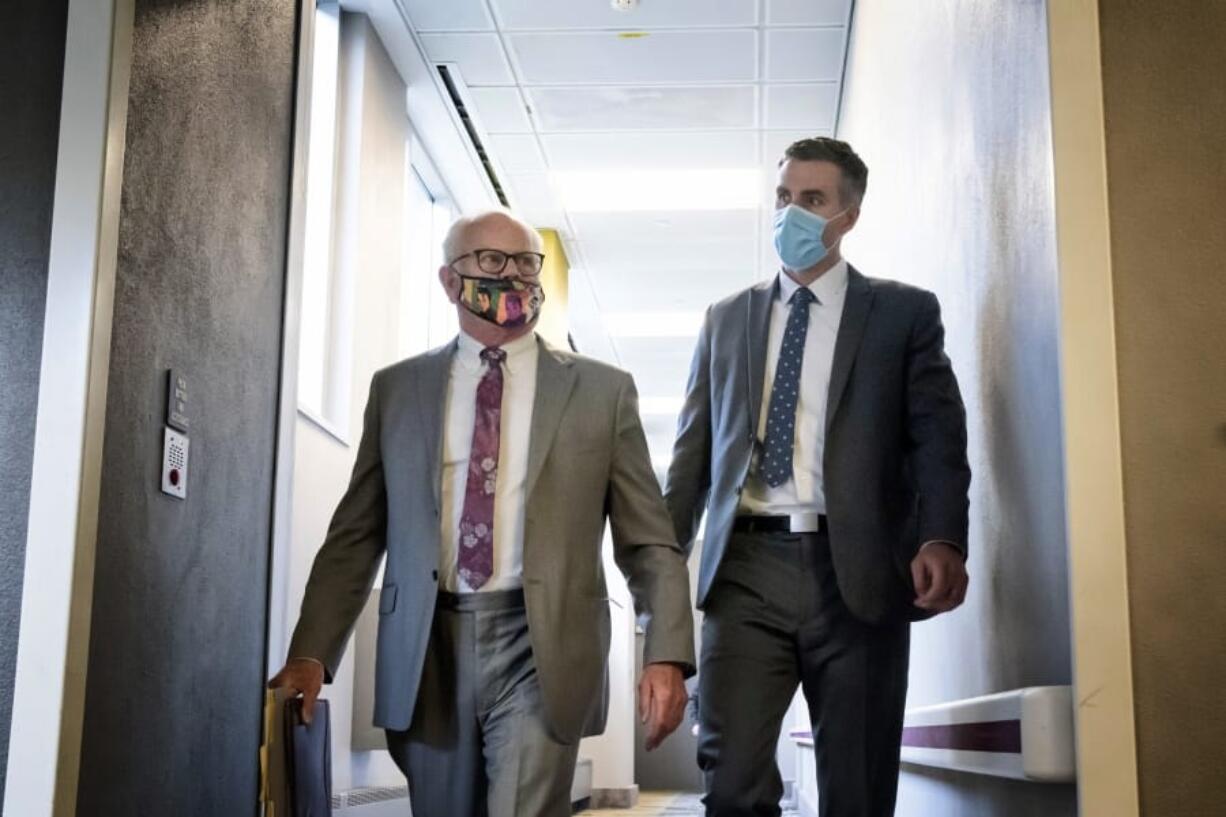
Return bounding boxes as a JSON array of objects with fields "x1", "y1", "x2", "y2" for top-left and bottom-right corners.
[{"x1": 822, "y1": 206, "x2": 854, "y2": 248}]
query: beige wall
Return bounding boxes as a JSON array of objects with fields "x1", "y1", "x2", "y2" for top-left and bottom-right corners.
[{"x1": 1097, "y1": 2, "x2": 1226, "y2": 813}]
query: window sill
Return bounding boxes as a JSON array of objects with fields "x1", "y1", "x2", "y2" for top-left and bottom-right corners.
[{"x1": 297, "y1": 404, "x2": 351, "y2": 447}]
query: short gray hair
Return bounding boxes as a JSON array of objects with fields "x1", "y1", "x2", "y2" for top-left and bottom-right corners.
[{"x1": 442, "y1": 208, "x2": 541, "y2": 262}]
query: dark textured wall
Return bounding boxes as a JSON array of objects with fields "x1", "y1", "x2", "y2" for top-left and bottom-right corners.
[
  {"x1": 838, "y1": 1, "x2": 1075, "y2": 814},
  {"x1": 1097, "y1": 2, "x2": 1226, "y2": 814},
  {"x1": 75, "y1": 1, "x2": 298, "y2": 814},
  {"x1": 0, "y1": 1, "x2": 70, "y2": 808}
]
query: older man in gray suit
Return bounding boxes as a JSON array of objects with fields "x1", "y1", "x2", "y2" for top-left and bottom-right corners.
[
  {"x1": 270, "y1": 210, "x2": 695, "y2": 816},
  {"x1": 666, "y1": 137, "x2": 971, "y2": 817}
]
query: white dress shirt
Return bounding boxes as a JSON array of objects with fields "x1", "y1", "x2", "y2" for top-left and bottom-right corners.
[
  {"x1": 739, "y1": 260, "x2": 849, "y2": 517},
  {"x1": 438, "y1": 330, "x2": 538, "y2": 592}
]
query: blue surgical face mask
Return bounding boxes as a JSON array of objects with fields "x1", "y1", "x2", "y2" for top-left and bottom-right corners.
[{"x1": 772, "y1": 204, "x2": 849, "y2": 271}]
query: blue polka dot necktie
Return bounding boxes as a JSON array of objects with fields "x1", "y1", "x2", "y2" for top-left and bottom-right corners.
[{"x1": 759, "y1": 286, "x2": 816, "y2": 488}]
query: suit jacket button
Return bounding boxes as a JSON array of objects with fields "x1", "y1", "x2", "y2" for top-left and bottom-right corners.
[{"x1": 431, "y1": 570, "x2": 438, "y2": 581}]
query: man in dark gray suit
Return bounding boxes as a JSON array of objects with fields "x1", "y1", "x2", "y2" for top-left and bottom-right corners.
[
  {"x1": 666, "y1": 137, "x2": 971, "y2": 817},
  {"x1": 270, "y1": 210, "x2": 695, "y2": 816}
]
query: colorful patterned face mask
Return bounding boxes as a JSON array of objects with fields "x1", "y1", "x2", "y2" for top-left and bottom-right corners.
[{"x1": 457, "y1": 274, "x2": 544, "y2": 329}]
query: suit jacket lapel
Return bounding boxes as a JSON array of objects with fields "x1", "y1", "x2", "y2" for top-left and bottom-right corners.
[
  {"x1": 525, "y1": 337, "x2": 577, "y2": 500},
  {"x1": 414, "y1": 340, "x2": 455, "y2": 513},
  {"x1": 745, "y1": 278, "x2": 777, "y2": 439},
  {"x1": 826, "y1": 266, "x2": 874, "y2": 432}
]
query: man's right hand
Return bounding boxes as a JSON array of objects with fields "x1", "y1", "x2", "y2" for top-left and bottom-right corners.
[{"x1": 267, "y1": 658, "x2": 325, "y2": 723}]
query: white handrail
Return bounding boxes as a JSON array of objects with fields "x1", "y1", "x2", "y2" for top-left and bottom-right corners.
[
  {"x1": 899, "y1": 686, "x2": 1075, "y2": 782},
  {"x1": 788, "y1": 685, "x2": 1076, "y2": 783}
]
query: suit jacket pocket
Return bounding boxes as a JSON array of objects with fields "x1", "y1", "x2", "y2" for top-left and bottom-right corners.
[{"x1": 378, "y1": 584, "x2": 397, "y2": 615}]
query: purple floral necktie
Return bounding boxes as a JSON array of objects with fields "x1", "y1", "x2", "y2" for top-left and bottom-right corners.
[{"x1": 457, "y1": 346, "x2": 505, "y2": 590}]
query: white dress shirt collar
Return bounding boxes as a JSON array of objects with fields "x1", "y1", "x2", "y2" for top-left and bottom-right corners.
[
  {"x1": 455, "y1": 329, "x2": 537, "y2": 376},
  {"x1": 777, "y1": 258, "x2": 849, "y2": 307}
]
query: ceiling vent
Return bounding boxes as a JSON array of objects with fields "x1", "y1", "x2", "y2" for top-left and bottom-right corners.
[{"x1": 434, "y1": 64, "x2": 510, "y2": 207}]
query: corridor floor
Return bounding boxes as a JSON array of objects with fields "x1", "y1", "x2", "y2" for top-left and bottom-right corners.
[{"x1": 579, "y1": 791, "x2": 801, "y2": 816}]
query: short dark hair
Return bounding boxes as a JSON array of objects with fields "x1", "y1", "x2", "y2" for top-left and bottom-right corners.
[{"x1": 780, "y1": 137, "x2": 868, "y2": 206}]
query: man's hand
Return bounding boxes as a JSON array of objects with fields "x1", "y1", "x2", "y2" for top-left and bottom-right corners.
[
  {"x1": 638, "y1": 662, "x2": 686, "y2": 751},
  {"x1": 267, "y1": 658, "x2": 325, "y2": 723},
  {"x1": 911, "y1": 542, "x2": 968, "y2": 613}
]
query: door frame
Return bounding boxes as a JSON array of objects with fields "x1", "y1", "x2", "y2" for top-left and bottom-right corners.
[
  {"x1": 1047, "y1": 2, "x2": 1140, "y2": 814},
  {"x1": 3, "y1": 1, "x2": 134, "y2": 814}
]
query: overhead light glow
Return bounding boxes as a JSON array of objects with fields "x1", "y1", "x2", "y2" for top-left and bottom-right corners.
[
  {"x1": 604, "y1": 311, "x2": 704, "y2": 337},
  {"x1": 550, "y1": 168, "x2": 762, "y2": 212},
  {"x1": 639, "y1": 397, "x2": 684, "y2": 415}
]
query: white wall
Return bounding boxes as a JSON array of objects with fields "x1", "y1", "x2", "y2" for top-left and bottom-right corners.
[
  {"x1": 578, "y1": 539, "x2": 638, "y2": 791},
  {"x1": 836, "y1": 1, "x2": 1076, "y2": 814},
  {"x1": 283, "y1": 12, "x2": 418, "y2": 794}
]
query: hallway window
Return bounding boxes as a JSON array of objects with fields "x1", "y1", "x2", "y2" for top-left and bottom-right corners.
[
  {"x1": 399, "y1": 137, "x2": 457, "y2": 358},
  {"x1": 297, "y1": 1, "x2": 348, "y2": 436}
]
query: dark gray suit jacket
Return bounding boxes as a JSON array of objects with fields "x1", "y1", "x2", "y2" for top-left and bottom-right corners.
[
  {"x1": 289, "y1": 337, "x2": 696, "y2": 743},
  {"x1": 665, "y1": 267, "x2": 970, "y2": 624}
]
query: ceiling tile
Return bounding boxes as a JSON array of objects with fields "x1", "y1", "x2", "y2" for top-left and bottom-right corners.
[
  {"x1": 588, "y1": 266, "x2": 755, "y2": 312},
  {"x1": 467, "y1": 87, "x2": 534, "y2": 132},
  {"x1": 765, "y1": 28, "x2": 846, "y2": 81},
  {"x1": 420, "y1": 33, "x2": 516, "y2": 85},
  {"x1": 487, "y1": 134, "x2": 547, "y2": 174},
  {"x1": 763, "y1": 129, "x2": 834, "y2": 164},
  {"x1": 569, "y1": 210, "x2": 759, "y2": 245},
  {"x1": 508, "y1": 30, "x2": 758, "y2": 85},
  {"x1": 491, "y1": 0, "x2": 759, "y2": 30},
  {"x1": 766, "y1": 0, "x2": 852, "y2": 26},
  {"x1": 516, "y1": 205, "x2": 569, "y2": 232},
  {"x1": 578, "y1": 235, "x2": 758, "y2": 272},
  {"x1": 764, "y1": 84, "x2": 839, "y2": 130},
  {"x1": 528, "y1": 86, "x2": 756, "y2": 132},
  {"x1": 543, "y1": 131, "x2": 758, "y2": 170},
  {"x1": 402, "y1": 0, "x2": 495, "y2": 31},
  {"x1": 503, "y1": 173, "x2": 567, "y2": 229}
]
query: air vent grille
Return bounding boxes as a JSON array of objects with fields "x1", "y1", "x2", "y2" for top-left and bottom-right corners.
[
  {"x1": 436, "y1": 64, "x2": 510, "y2": 207},
  {"x1": 331, "y1": 784, "x2": 410, "y2": 809}
]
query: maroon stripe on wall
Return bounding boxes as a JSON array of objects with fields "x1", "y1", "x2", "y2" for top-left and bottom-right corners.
[{"x1": 901, "y1": 720, "x2": 1023, "y2": 753}]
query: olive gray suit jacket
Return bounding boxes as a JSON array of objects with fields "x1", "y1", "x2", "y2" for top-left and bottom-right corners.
[
  {"x1": 289, "y1": 336, "x2": 696, "y2": 744},
  {"x1": 665, "y1": 267, "x2": 970, "y2": 624}
]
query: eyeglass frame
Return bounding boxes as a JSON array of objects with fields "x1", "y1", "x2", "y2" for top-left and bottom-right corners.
[{"x1": 448, "y1": 248, "x2": 546, "y2": 278}]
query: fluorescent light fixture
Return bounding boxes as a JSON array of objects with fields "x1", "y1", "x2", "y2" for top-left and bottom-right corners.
[
  {"x1": 605, "y1": 311, "x2": 704, "y2": 338},
  {"x1": 639, "y1": 397, "x2": 684, "y2": 415},
  {"x1": 550, "y1": 168, "x2": 762, "y2": 212}
]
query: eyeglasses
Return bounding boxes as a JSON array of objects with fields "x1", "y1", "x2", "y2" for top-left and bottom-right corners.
[{"x1": 450, "y1": 249, "x2": 545, "y2": 278}]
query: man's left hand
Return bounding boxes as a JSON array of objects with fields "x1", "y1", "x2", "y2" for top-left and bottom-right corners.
[
  {"x1": 911, "y1": 542, "x2": 969, "y2": 613},
  {"x1": 638, "y1": 662, "x2": 686, "y2": 751}
]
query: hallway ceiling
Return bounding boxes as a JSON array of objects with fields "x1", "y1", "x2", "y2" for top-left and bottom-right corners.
[{"x1": 397, "y1": 0, "x2": 853, "y2": 472}]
